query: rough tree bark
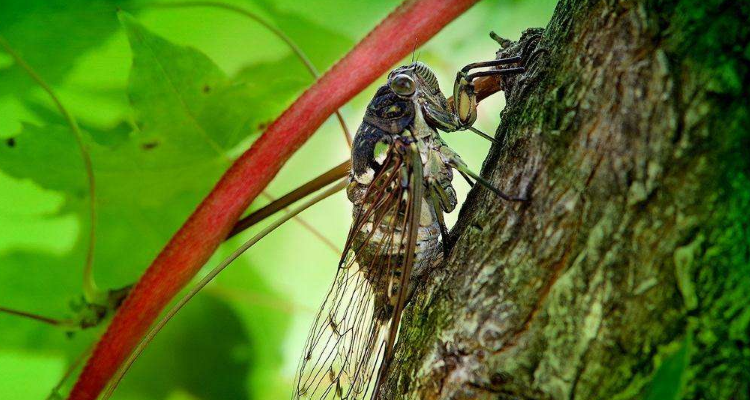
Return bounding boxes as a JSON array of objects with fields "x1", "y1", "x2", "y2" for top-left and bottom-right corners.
[{"x1": 383, "y1": 0, "x2": 749, "y2": 399}]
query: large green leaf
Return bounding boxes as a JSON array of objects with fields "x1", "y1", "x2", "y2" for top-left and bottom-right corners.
[
  {"x1": 122, "y1": 12, "x2": 245, "y2": 155},
  {"x1": 0, "y1": 12, "x2": 302, "y2": 399}
]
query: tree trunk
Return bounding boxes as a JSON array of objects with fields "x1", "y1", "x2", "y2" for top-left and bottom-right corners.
[{"x1": 382, "y1": 0, "x2": 750, "y2": 399}]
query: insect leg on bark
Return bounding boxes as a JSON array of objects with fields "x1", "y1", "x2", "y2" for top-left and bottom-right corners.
[
  {"x1": 459, "y1": 56, "x2": 522, "y2": 73},
  {"x1": 450, "y1": 160, "x2": 528, "y2": 202},
  {"x1": 451, "y1": 57, "x2": 525, "y2": 144},
  {"x1": 429, "y1": 184, "x2": 450, "y2": 258}
]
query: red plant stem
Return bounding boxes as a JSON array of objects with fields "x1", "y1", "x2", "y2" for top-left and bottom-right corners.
[{"x1": 68, "y1": 0, "x2": 479, "y2": 398}]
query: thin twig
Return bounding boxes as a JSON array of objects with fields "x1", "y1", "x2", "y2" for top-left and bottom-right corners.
[
  {"x1": 260, "y1": 191, "x2": 340, "y2": 254},
  {"x1": 229, "y1": 160, "x2": 351, "y2": 238},
  {"x1": 0, "y1": 36, "x2": 101, "y2": 304},
  {"x1": 0, "y1": 306, "x2": 70, "y2": 327},
  {"x1": 102, "y1": 178, "x2": 348, "y2": 399},
  {"x1": 205, "y1": 284, "x2": 314, "y2": 315},
  {"x1": 236, "y1": 160, "x2": 349, "y2": 254},
  {"x1": 145, "y1": 1, "x2": 352, "y2": 147},
  {"x1": 47, "y1": 344, "x2": 95, "y2": 400}
]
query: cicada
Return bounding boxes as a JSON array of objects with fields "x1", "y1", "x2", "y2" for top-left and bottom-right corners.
[{"x1": 293, "y1": 56, "x2": 526, "y2": 399}]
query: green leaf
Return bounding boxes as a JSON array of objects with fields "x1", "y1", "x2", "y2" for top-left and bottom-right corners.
[
  {"x1": 0, "y1": 0, "x2": 132, "y2": 96},
  {"x1": 1, "y1": 11, "x2": 304, "y2": 399},
  {"x1": 0, "y1": 12, "x2": 321, "y2": 288},
  {"x1": 121, "y1": 11, "x2": 236, "y2": 155},
  {"x1": 0, "y1": 124, "x2": 86, "y2": 196},
  {"x1": 233, "y1": 53, "x2": 311, "y2": 105},
  {"x1": 0, "y1": 350, "x2": 66, "y2": 400},
  {"x1": 254, "y1": 1, "x2": 354, "y2": 71}
]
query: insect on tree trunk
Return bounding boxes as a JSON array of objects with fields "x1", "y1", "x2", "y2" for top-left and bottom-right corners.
[{"x1": 379, "y1": 0, "x2": 750, "y2": 399}]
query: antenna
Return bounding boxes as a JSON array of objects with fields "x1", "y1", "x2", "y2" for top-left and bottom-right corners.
[{"x1": 411, "y1": 38, "x2": 417, "y2": 63}]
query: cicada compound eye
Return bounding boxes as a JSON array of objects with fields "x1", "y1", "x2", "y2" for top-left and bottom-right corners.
[{"x1": 390, "y1": 74, "x2": 416, "y2": 97}]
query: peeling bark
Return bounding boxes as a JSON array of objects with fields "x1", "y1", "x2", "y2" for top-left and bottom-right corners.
[{"x1": 382, "y1": 0, "x2": 750, "y2": 399}]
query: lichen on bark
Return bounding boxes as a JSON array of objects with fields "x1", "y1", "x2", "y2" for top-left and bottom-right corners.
[{"x1": 380, "y1": 0, "x2": 750, "y2": 399}]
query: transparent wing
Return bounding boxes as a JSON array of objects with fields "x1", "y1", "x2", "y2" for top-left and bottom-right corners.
[{"x1": 294, "y1": 143, "x2": 423, "y2": 400}]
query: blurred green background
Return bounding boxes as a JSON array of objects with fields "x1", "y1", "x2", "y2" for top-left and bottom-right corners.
[{"x1": 0, "y1": 0, "x2": 557, "y2": 398}]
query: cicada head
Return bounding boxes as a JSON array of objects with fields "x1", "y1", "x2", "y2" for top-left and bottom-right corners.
[
  {"x1": 388, "y1": 61, "x2": 441, "y2": 96},
  {"x1": 364, "y1": 61, "x2": 450, "y2": 135},
  {"x1": 363, "y1": 82, "x2": 417, "y2": 135},
  {"x1": 387, "y1": 62, "x2": 455, "y2": 132}
]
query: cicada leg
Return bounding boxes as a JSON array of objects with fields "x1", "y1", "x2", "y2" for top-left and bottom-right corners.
[
  {"x1": 428, "y1": 186, "x2": 450, "y2": 258},
  {"x1": 442, "y1": 148, "x2": 528, "y2": 202},
  {"x1": 452, "y1": 56, "x2": 525, "y2": 129}
]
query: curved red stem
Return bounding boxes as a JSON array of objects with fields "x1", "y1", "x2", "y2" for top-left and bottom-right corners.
[{"x1": 68, "y1": 0, "x2": 479, "y2": 398}]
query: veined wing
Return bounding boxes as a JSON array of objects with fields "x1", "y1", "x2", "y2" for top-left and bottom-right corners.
[{"x1": 294, "y1": 140, "x2": 424, "y2": 400}]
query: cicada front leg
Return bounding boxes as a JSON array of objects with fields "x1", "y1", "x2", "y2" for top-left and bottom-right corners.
[{"x1": 452, "y1": 56, "x2": 525, "y2": 129}]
